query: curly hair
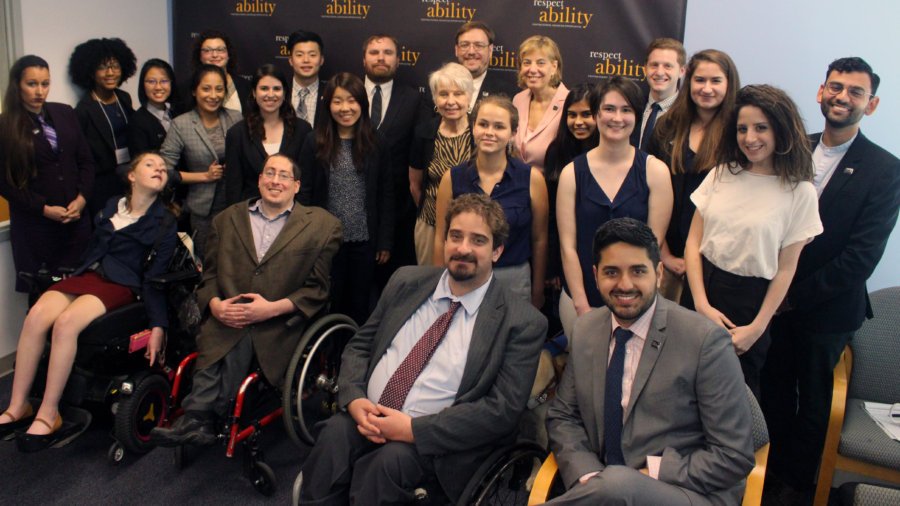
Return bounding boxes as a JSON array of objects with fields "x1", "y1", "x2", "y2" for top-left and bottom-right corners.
[
  {"x1": 445, "y1": 193, "x2": 509, "y2": 250},
  {"x1": 68, "y1": 38, "x2": 136, "y2": 91},
  {"x1": 191, "y1": 30, "x2": 237, "y2": 73}
]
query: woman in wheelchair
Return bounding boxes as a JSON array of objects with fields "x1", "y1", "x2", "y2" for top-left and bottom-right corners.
[{"x1": 0, "y1": 152, "x2": 179, "y2": 452}]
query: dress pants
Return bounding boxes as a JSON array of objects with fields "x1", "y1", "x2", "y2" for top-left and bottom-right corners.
[
  {"x1": 300, "y1": 412, "x2": 435, "y2": 506},
  {"x1": 331, "y1": 240, "x2": 376, "y2": 326},
  {"x1": 761, "y1": 313, "x2": 854, "y2": 491},
  {"x1": 181, "y1": 334, "x2": 254, "y2": 418},
  {"x1": 545, "y1": 466, "x2": 713, "y2": 505}
]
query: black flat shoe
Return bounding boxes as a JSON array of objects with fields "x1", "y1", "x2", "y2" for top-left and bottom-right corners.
[
  {"x1": 16, "y1": 416, "x2": 62, "y2": 453},
  {"x1": 0, "y1": 404, "x2": 35, "y2": 441}
]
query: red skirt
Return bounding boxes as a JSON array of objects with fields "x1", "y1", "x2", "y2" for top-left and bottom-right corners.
[{"x1": 48, "y1": 271, "x2": 137, "y2": 311}]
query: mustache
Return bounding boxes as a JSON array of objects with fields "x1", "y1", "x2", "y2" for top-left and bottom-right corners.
[
  {"x1": 611, "y1": 290, "x2": 640, "y2": 297},
  {"x1": 450, "y1": 253, "x2": 477, "y2": 263}
]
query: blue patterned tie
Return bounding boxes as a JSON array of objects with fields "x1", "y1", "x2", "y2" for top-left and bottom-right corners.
[
  {"x1": 36, "y1": 115, "x2": 59, "y2": 152},
  {"x1": 639, "y1": 102, "x2": 661, "y2": 150},
  {"x1": 604, "y1": 327, "x2": 633, "y2": 465}
]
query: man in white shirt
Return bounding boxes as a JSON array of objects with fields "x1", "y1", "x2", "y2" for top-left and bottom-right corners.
[
  {"x1": 762, "y1": 56, "x2": 900, "y2": 502},
  {"x1": 297, "y1": 194, "x2": 547, "y2": 505},
  {"x1": 633, "y1": 38, "x2": 685, "y2": 150},
  {"x1": 286, "y1": 30, "x2": 326, "y2": 128},
  {"x1": 546, "y1": 218, "x2": 753, "y2": 505}
]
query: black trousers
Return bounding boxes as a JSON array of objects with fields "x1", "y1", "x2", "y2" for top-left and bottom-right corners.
[
  {"x1": 300, "y1": 412, "x2": 435, "y2": 506},
  {"x1": 761, "y1": 313, "x2": 854, "y2": 491},
  {"x1": 331, "y1": 240, "x2": 376, "y2": 326},
  {"x1": 702, "y1": 257, "x2": 771, "y2": 400}
]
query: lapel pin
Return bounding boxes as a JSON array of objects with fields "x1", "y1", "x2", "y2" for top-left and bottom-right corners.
[
  {"x1": 844, "y1": 167, "x2": 855, "y2": 175},
  {"x1": 651, "y1": 340, "x2": 660, "y2": 349},
  {"x1": 33, "y1": 128, "x2": 41, "y2": 135}
]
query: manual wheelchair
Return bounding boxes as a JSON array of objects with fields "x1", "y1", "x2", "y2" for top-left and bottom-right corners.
[{"x1": 15, "y1": 235, "x2": 200, "y2": 463}]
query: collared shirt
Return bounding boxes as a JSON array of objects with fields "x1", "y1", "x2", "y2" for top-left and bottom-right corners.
[
  {"x1": 367, "y1": 270, "x2": 493, "y2": 417},
  {"x1": 248, "y1": 199, "x2": 293, "y2": 261},
  {"x1": 469, "y1": 71, "x2": 488, "y2": 112},
  {"x1": 609, "y1": 297, "x2": 657, "y2": 416},
  {"x1": 812, "y1": 133, "x2": 856, "y2": 196},
  {"x1": 638, "y1": 93, "x2": 677, "y2": 145},
  {"x1": 147, "y1": 102, "x2": 172, "y2": 132},
  {"x1": 364, "y1": 76, "x2": 393, "y2": 123},
  {"x1": 292, "y1": 78, "x2": 319, "y2": 122},
  {"x1": 110, "y1": 197, "x2": 141, "y2": 231}
]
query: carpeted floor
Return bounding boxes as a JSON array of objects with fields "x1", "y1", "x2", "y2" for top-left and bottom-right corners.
[{"x1": 0, "y1": 373, "x2": 310, "y2": 505}]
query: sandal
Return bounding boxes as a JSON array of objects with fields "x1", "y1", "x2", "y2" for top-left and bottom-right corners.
[
  {"x1": 0, "y1": 403, "x2": 35, "y2": 440},
  {"x1": 15, "y1": 415, "x2": 63, "y2": 453}
]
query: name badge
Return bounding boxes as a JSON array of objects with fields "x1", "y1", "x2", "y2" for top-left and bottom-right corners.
[{"x1": 115, "y1": 147, "x2": 131, "y2": 165}]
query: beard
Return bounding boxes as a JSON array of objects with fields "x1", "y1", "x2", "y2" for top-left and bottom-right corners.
[
  {"x1": 447, "y1": 253, "x2": 478, "y2": 282},
  {"x1": 821, "y1": 99, "x2": 864, "y2": 129},
  {"x1": 603, "y1": 289, "x2": 656, "y2": 324}
]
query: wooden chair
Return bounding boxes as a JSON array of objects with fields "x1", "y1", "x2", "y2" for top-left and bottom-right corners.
[
  {"x1": 528, "y1": 385, "x2": 769, "y2": 505},
  {"x1": 814, "y1": 287, "x2": 900, "y2": 505}
]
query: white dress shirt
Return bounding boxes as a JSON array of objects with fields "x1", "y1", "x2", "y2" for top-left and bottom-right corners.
[
  {"x1": 469, "y1": 71, "x2": 488, "y2": 112},
  {"x1": 812, "y1": 133, "x2": 856, "y2": 196}
]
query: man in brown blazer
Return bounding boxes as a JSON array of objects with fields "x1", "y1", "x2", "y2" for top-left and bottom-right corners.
[{"x1": 151, "y1": 153, "x2": 342, "y2": 446}]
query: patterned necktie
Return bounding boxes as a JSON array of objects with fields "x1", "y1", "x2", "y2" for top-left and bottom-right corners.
[
  {"x1": 639, "y1": 102, "x2": 661, "y2": 150},
  {"x1": 370, "y1": 85, "x2": 383, "y2": 129},
  {"x1": 296, "y1": 87, "x2": 309, "y2": 122},
  {"x1": 36, "y1": 115, "x2": 59, "y2": 152},
  {"x1": 378, "y1": 301, "x2": 462, "y2": 410},
  {"x1": 604, "y1": 327, "x2": 634, "y2": 466}
]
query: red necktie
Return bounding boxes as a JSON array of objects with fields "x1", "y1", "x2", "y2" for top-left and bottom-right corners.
[{"x1": 378, "y1": 301, "x2": 462, "y2": 410}]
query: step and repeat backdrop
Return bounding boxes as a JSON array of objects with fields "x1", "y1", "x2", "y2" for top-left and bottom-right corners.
[{"x1": 173, "y1": 0, "x2": 687, "y2": 93}]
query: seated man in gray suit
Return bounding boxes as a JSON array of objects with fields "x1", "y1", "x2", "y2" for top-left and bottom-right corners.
[
  {"x1": 151, "y1": 153, "x2": 342, "y2": 446},
  {"x1": 546, "y1": 218, "x2": 754, "y2": 505},
  {"x1": 298, "y1": 193, "x2": 547, "y2": 505}
]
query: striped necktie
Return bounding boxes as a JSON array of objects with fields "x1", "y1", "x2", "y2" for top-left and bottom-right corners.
[{"x1": 36, "y1": 114, "x2": 59, "y2": 152}]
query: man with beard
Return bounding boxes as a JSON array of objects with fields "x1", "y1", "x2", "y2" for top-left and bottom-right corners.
[
  {"x1": 545, "y1": 218, "x2": 753, "y2": 505},
  {"x1": 761, "y1": 57, "x2": 900, "y2": 502},
  {"x1": 362, "y1": 34, "x2": 423, "y2": 287},
  {"x1": 297, "y1": 194, "x2": 547, "y2": 505}
]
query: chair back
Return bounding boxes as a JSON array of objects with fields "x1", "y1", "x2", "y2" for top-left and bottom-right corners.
[
  {"x1": 847, "y1": 287, "x2": 900, "y2": 403},
  {"x1": 745, "y1": 385, "x2": 769, "y2": 451}
]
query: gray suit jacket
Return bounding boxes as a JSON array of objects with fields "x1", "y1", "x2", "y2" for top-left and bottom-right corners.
[
  {"x1": 547, "y1": 297, "x2": 754, "y2": 505},
  {"x1": 159, "y1": 108, "x2": 242, "y2": 217},
  {"x1": 338, "y1": 266, "x2": 547, "y2": 502}
]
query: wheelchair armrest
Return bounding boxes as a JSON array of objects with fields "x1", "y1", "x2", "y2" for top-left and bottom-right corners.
[{"x1": 148, "y1": 269, "x2": 201, "y2": 290}]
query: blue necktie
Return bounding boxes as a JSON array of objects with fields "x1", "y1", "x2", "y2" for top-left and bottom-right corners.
[
  {"x1": 639, "y1": 102, "x2": 661, "y2": 150},
  {"x1": 604, "y1": 327, "x2": 633, "y2": 465},
  {"x1": 370, "y1": 85, "x2": 383, "y2": 130}
]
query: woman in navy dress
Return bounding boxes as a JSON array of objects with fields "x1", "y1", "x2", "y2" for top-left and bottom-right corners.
[
  {"x1": 0, "y1": 55, "x2": 93, "y2": 294},
  {"x1": 556, "y1": 77, "x2": 673, "y2": 337}
]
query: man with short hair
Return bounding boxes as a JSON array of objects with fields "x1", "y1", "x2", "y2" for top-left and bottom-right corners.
[
  {"x1": 150, "y1": 154, "x2": 342, "y2": 445},
  {"x1": 362, "y1": 34, "x2": 423, "y2": 283},
  {"x1": 286, "y1": 30, "x2": 327, "y2": 128},
  {"x1": 545, "y1": 217, "x2": 754, "y2": 505},
  {"x1": 453, "y1": 21, "x2": 517, "y2": 112},
  {"x1": 761, "y1": 57, "x2": 900, "y2": 500},
  {"x1": 298, "y1": 193, "x2": 547, "y2": 505},
  {"x1": 632, "y1": 37, "x2": 685, "y2": 150}
]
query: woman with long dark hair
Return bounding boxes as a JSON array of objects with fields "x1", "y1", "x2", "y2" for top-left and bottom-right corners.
[
  {"x1": 0, "y1": 55, "x2": 93, "y2": 294},
  {"x1": 0, "y1": 152, "x2": 178, "y2": 452},
  {"x1": 224, "y1": 64, "x2": 311, "y2": 206},
  {"x1": 159, "y1": 65, "x2": 241, "y2": 261},
  {"x1": 685, "y1": 84, "x2": 822, "y2": 397},
  {"x1": 128, "y1": 59, "x2": 181, "y2": 157},
  {"x1": 69, "y1": 37, "x2": 137, "y2": 216},
  {"x1": 298, "y1": 72, "x2": 393, "y2": 325},
  {"x1": 646, "y1": 49, "x2": 740, "y2": 306}
]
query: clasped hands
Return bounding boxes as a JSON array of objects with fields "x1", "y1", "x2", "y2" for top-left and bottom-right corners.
[
  {"x1": 210, "y1": 293, "x2": 279, "y2": 328},
  {"x1": 44, "y1": 194, "x2": 86, "y2": 223},
  {"x1": 696, "y1": 303, "x2": 764, "y2": 355},
  {"x1": 348, "y1": 398, "x2": 414, "y2": 444}
]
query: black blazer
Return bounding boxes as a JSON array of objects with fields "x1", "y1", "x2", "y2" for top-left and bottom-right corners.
[
  {"x1": 223, "y1": 118, "x2": 312, "y2": 206},
  {"x1": 786, "y1": 132, "x2": 900, "y2": 332},
  {"x1": 286, "y1": 78, "x2": 328, "y2": 130},
  {"x1": 74, "y1": 197, "x2": 178, "y2": 329},
  {"x1": 75, "y1": 88, "x2": 135, "y2": 176},
  {"x1": 297, "y1": 133, "x2": 395, "y2": 252},
  {"x1": 128, "y1": 106, "x2": 169, "y2": 157},
  {"x1": 478, "y1": 69, "x2": 519, "y2": 101}
]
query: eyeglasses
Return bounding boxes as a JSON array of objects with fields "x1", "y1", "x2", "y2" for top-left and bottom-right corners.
[
  {"x1": 824, "y1": 81, "x2": 874, "y2": 101},
  {"x1": 262, "y1": 169, "x2": 295, "y2": 182},
  {"x1": 457, "y1": 41, "x2": 489, "y2": 50},
  {"x1": 144, "y1": 79, "x2": 171, "y2": 87},
  {"x1": 200, "y1": 47, "x2": 228, "y2": 55},
  {"x1": 97, "y1": 62, "x2": 122, "y2": 72}
]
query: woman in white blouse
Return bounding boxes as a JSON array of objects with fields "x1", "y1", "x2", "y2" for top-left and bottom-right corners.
[{"x1": 684, "y1": 84, "x2": 823, "y2": 398}]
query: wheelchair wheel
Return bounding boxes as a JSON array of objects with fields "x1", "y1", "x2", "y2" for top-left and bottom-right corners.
[
  {"x1": 457, "y1": 442, "x2": 546, "y2": 506},
  {"x1": 282, "y1": 314, "x2": 358, "y2": 447},
  {"x1": 114, "y1": 373, "x2": 169, "y2": 454},
  {"x1": 248, "y1": 461, "x2": 277, "y2": 496}
]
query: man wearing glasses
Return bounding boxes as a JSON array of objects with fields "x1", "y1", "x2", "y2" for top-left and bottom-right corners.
[
  {"x1": 454, "y1": 21, "x2": 518, "y2": 112},
  {"x1": 151, "y1": 154, "x2": 342, "y2": 446},
  {"x1": 762, "y1": 57, "x2": 900, "y2": 501}
]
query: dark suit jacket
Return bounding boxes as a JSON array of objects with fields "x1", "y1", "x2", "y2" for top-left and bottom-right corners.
[
  {"x1": 286, "y1": 78, "x2": 327, "y2": 130},
  {"x1": 127, "y1": 106, "x2": 168, "y2": 157},
  {"x1": 478, "y1": 70, "x2": 519, "y2": 101},
  {"x1": 75, "y1": 88, "x2": 134, "y2": 176},
  {"x1": 74, "y1": 197, "x2": 177, "y2": 329},
  {"x1": 297, "y1": 133, "x2": 395, "y2": 252},
  {"x1": 338, "y1": 266, "x2": 547, "y2": 501},
  {"x1": 547, "y1": 297, "x2": 754, "y2": 505},
  {"x1": 223, "y1": 119, "x2": 312, "y2": 206},
  {"x1": 195, "y1": 200, "x2": 342, "y2": 383},
  {"x1": 785, "y1": 132, "x2": 900, "y2": 332}
]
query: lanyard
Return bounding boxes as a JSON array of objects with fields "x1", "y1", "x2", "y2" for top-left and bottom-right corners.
[{"x1": 92, "y1": 91, "x2": 129, "y2": 150}]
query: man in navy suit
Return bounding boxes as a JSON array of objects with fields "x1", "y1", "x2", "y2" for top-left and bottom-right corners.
[
  {"x1": 454, "y1": 21, "x2": 518, "y2": 111},
  {"x1": 762, "y1": 57, "x2": 900, "y2": 500}
]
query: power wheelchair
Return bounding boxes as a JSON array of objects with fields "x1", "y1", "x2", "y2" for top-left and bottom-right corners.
[{"x1": 13, "y1": 235, "x2": 200, "y2": 463}]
